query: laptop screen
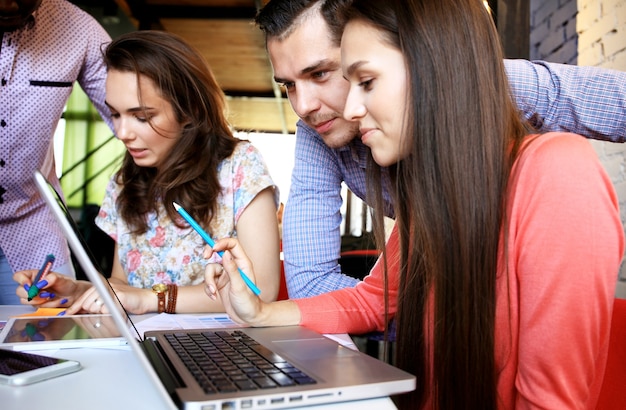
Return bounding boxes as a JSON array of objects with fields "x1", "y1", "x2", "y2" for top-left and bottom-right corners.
[{"x1": 36, "y1": 173, "x2": 144, "y2": 341}]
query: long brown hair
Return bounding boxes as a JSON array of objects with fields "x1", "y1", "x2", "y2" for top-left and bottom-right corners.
[
  {"x1": 345, "y1": 0, "x2": 528, "y2": 408},
  {"x1": 103, "y1": 30, "x2": 240, "y2": 233}
]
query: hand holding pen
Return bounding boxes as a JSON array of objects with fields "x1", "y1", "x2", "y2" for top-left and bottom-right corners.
[
  {"x1": 173, "y1": 202, "x2": 261, "y2": 296},
  {"x1": 26, "y1": 254, "x2": 55, "y2": 301},
  {"x1": 203, "y1": 237, "x2": 270, "y2": 326}
]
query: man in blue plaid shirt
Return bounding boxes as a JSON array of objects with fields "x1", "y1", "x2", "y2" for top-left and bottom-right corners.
[{"x1": 256, "y1": 0, "x2": 626, "y2": 298}]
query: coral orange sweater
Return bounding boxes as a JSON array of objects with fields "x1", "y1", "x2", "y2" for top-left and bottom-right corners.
[{"x1": 296, "y1": 133, "x2": 624, "y2": 408}]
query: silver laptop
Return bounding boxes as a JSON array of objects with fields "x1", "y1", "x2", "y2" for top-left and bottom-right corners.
[{"x1": 34, "y1": 170, "x2": 415, "y2": 410}]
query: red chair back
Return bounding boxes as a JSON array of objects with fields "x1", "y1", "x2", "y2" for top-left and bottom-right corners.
[
  {"x1": 596, "y1": 297, "x2": 626, "y2": 409},
  {"x1": 277, "y1": 260, "x2": 289, "y2": 301}
]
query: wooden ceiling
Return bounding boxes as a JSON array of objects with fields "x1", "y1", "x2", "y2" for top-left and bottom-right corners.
[
  {"x1": 69, "y1": 0, "x2": 299, "y2": 133},
  {"x1": 67, "y1": 1, "x2": 528, "y2": 134}
]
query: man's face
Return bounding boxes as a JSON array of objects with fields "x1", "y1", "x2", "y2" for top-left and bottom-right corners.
[
  {"x1": 0, "y1": 0, "x2": 42, "y2": 31},
  {"x1": 268, "y1": 12, "x2": 358, "y2": 149}
]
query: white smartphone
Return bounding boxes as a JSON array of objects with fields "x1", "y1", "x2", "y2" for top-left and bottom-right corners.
[{"x1": 0, "y1": 349, "x2": 81, "y2": 386}]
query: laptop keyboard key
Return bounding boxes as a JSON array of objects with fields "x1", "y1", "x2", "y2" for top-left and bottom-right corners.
[
  {"x1": 270, "y1": 372, "x2": 297, "y2": 387},
  {"x1": 294, "y1": 375, "x2": 317, "y2": 385},
  {"x1": 248, "y1": 344, "x2": 286, "y2": 364},
  {"x1": 253, "y1": 376, "x2": 278, "y2": 389},
  {"x1": 235, "y1": 380, "x2": 258, "y2": 391}
]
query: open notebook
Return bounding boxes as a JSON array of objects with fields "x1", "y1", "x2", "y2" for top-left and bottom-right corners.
[{"x1": 34, "y1": 170, "x2": 415, "y2": 409}]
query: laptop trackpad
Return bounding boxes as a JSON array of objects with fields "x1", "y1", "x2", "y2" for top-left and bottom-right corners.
[{"x1": 274, "y1": 338, "x2": 359, "y2": 361}]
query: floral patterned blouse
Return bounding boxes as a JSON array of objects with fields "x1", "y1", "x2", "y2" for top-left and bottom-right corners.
[{"x1": 95, "y1": 142, "x2": 278, "y2": 288}]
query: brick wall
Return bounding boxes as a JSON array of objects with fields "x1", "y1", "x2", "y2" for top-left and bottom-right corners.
[
  {"x1": 531, "y1": 0, "x2": 626, "y2": 280},
  {"x1": 530, "y1": 0, "x2": 578, "y2": 62}
]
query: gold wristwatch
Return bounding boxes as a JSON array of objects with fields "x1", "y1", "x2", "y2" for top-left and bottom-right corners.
[{"x1": 152, "y1": 283, "x2": 168, "y2": 313}]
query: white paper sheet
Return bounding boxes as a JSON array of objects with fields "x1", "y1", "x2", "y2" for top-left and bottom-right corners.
[{"x1": 133, "y1": 313, "x2": 358, "y2": 351}]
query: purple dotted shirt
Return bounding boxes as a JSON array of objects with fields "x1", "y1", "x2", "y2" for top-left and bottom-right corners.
[{"x1": 0, "y1": 0, "x2": 112, "y2": 273}]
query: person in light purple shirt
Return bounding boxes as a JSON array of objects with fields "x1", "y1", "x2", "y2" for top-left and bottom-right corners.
[
  {"x1": 255, "y1": 0, "x2": 626, "y2": 298},
  {"x1": 0, "y1": 0, "x2": 113, "y2": 304}
]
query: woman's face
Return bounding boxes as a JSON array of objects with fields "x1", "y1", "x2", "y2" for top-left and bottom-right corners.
[
  {"x1": 341, "y1": 20, "x2": 409, "y2": 167},
  {"x1": 105, "y1": 69, "x2": 183, "y2": 169}
]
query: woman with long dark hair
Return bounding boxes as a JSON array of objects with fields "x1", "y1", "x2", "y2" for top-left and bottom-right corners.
[{"x1": 206, "y1": 1, "x2": 623, "y2": 408}]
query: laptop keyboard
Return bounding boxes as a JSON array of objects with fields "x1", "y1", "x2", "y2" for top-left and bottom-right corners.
[{"x1": 165, "y1": 330, "x2": 317, "y2": 394}]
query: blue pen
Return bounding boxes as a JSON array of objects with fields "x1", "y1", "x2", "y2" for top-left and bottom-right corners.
[
  {"x1": 173, "y1": 202, "x2": 261, "y2": 296},
  {"x1": 27, "y1": 254, "x2": 55, "y2": 301}
]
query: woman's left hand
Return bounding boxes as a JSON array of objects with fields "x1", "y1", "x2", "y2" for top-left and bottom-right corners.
[
  {"x1": 66, "y1": 285, "x2": 111, "y2": 315},
  {"x1": 65, "y1": 281, "x2": 148, "y2": 315}
]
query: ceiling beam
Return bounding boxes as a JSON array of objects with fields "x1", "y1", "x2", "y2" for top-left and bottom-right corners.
[{"x1": 226, "y1": 97, "x2": 298, "y2": 134}]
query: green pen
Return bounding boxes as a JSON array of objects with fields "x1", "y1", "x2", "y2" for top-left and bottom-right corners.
[{"x1": 27, "y1": 254, "x2": 55, "y2": 301}]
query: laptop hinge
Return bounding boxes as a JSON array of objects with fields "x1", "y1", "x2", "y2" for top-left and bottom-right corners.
[{"x1": 141, "y1": 337, "x2": 185, "y2": 395}]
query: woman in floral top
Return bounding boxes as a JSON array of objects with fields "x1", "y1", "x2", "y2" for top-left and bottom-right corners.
[{"x1": 15, "y1": 31, "x2": 281, "y2": 314}]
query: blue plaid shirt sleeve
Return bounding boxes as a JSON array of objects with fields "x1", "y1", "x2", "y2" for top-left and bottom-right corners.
[
  {"x1": 505, "y1": 59, "x2": 626, "y2": 142},
  {"x1": 282, "y1": 123, "x2": 360, "y2": 298}
]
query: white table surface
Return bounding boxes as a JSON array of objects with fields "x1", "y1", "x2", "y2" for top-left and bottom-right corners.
[{"x1": 0, "y1": 305, "x2": 396, "y2": 410}]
